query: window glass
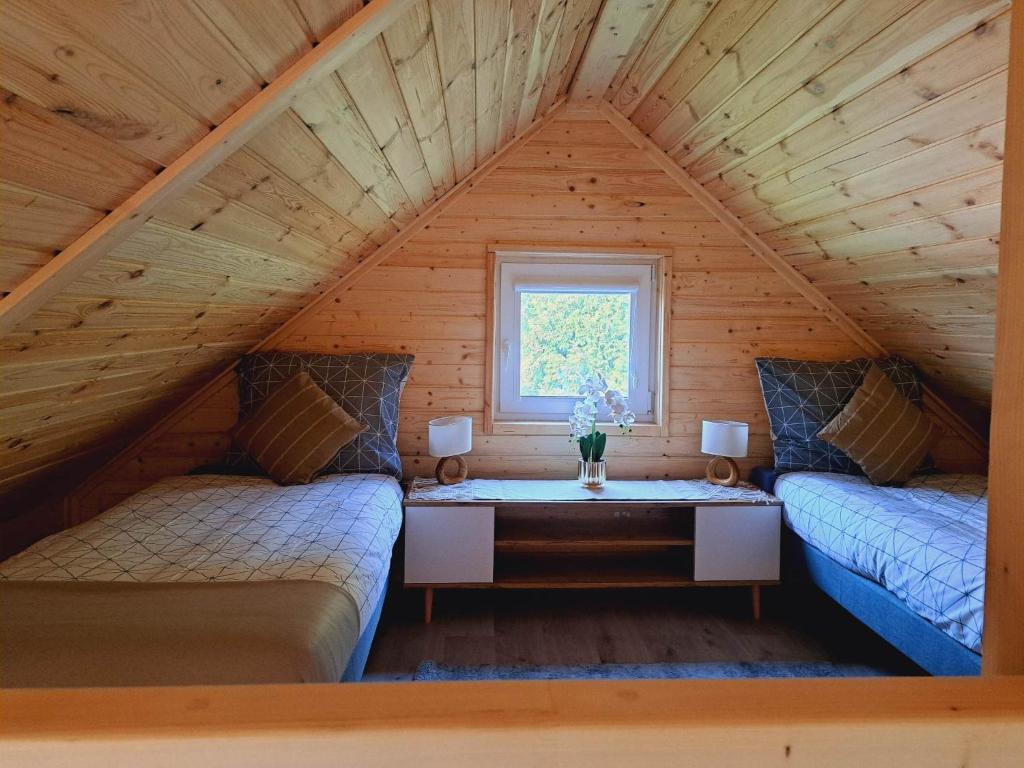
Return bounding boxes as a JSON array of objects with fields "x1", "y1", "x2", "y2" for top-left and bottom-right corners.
[{"x1": 518, "y1": 291, "x2": 631, "y2": 397}]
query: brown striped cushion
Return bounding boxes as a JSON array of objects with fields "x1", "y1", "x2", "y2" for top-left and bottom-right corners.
[
  {"x1": 818, "y1": 364, "x2": 938, "y2": 486},
  {"x1": 232, "y1": 372, "x2": 366, "y2": 485}
]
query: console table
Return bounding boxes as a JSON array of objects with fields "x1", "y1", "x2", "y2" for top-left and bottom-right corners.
[{"x1": 403, "y1": 478, "x2": 782, "y2": 622}]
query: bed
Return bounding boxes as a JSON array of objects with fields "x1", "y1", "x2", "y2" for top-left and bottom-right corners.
[
  {"x1": 752, "y1": 468, "x2": 985, "y2": 675},
  {"x1": 0, "y1": 472, "x2": 403, "y2": 687}
]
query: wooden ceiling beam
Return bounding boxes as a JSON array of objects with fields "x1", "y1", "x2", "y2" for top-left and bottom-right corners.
[
  {"x1": 598, "y1": 101, "x2": 988, "y2": 457},
  {"x1": 0, "y1": 0, "x2": 417, "y2": 337}
]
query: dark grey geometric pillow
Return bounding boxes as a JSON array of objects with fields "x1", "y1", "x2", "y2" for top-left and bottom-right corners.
[
  {"x1": 754, "y1": 356, "x2": 923, "y2": 474},
  {"x1": 226, "y1": 352, "x2": 413, "y2": 480}
]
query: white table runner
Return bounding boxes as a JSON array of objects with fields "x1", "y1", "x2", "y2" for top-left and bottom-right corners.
[{"x1": 407, "y1": 478, "x2": 775, "y2": 503}]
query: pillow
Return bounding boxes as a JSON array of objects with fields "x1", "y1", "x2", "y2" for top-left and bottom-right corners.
[
  {"x1": 226, "y1": 352, "x2": 414, "y2": 479},
  {"x1": 755, "y1": 356, "x2": 923, "y2": 474},
  {"x1": 818, "y1": 364, "x2": 938, "y2": 485},
  {"x1": 233, "y1": 372, "x2": 366, "y2": 485}
]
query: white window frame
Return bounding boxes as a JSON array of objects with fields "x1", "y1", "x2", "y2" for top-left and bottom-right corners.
[{"x1": 489, "y1": 250, "x2": 666, "y2": 428}]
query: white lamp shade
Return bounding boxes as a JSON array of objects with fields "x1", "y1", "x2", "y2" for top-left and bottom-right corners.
[
  {"x1": 428, "y1": 416, "x2": 472, "y2": 457},
  {"x1": 701, "y1": 420, "x2": 748, "y2": 458}
]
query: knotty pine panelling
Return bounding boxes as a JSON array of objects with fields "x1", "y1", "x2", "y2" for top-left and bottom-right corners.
[
  {"x1": 68, "y1": 108, "x2": 987, "y2": 523},
  {"x1": 0, "y1": 0, "x2": 604, "y2": 552},
  {"x1": 0, "y1": 0, "x2": 367, "y2": 520},
  {"x1": 0, "y1": 0, "x2": 347, "y2": 295},
  {"x1": 1, "y1": 1, "x2": 1004, "y2": 551},
  {"x1": 610, "y1": 0, "x2": 1010, "y2": 412}
]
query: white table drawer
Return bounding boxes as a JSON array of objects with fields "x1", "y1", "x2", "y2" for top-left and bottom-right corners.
[
  {"x1": 404, "y1": 505, "x2": 495, "y2": 584},
  {"x1": 694, "y1": 504, "x2": 781, "y2": 582}
]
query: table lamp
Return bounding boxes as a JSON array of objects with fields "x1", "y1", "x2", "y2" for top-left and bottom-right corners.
[
  {"x1": 429, "y1": 415, "x2": 472, "y2": 485},
  {"x1": 701, "y1": 420, "x2": 748, "y2": 487}
]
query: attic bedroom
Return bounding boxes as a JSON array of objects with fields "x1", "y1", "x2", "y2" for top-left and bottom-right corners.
[{"x1": 1, "y1": 0, "x2": 1022, "y2": 762}]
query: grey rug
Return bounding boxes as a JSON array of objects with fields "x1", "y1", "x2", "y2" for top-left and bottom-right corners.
[{"x1": 414, "y1": 660, "x2": 887, "y2": 681}]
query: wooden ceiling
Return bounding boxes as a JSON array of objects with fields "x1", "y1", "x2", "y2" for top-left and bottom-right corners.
[
  {"x1": 0, "y1": 0, "x2": 1011, "y2": 509},
  {"x1": 605, "y1": 0, "x2": 1009, "y2": 410}
]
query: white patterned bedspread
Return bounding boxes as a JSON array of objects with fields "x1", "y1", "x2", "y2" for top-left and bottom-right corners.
[
  {"x1": 775, "y1": 472, "x2": 987, "y2": 653},
  {"x1": 0, "y1": 473, "x2": 403, "y2": 633}
]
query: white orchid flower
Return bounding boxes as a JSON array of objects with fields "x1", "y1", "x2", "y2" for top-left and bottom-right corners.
[
  {"x1": 574, "y1": 401, "x2": 597, "y2": 419},
  {"x1": 569, "y1": 370, "x2": 633, "y2": 451},
  {"x1": 578, "y1": 373, "x2": 607, "y2": 400}
]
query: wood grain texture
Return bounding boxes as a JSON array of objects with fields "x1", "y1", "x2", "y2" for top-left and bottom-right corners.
[
  {"x1": 2, "y1": 677, "x2": 1023, "y2": 766},
  {"x1": 496, "y1": 0, "x2": 544, "y2": 146},
  {"x1": 603, "y1": 101, "x2": 989, "y2": 454},
  {"x1": 0, "y1": 0, "x2": 1006, "y2": 558},
  {"x1": 366, "y1": 586, "x2": 921, "y2": 675},
  {"x1": 607, "y1": 0, "x2": 717, "y2": 116},
  {"x1": 0, "y1": 0, "x2": 418, "y2": 336},
  {"x1": 983, "y1": 0, "x2": 1023, "y2": 675},
  {"x1": 685, "y1": 0, "x2": 1009, "y2": 181},
  {"x1": 619, "y1": 0, "x2": 1009, "y2": 413},
  {"x1": 0, "y1": 6, "x2": 1019, "y2": 750},
  {"x1": 62, "y1": 102, "x2": 568, "y2": 526},
  {"x1": 628, "y1": 0, "x2": 774, "y2": 134},
  {"x1": 430, "y1": 0, "x2": 477, "y2": 180},
  {"x1": 569, "y1": 0, "x2": 671, "y2": 102},
  {"x1": 650, "y1": 0, "x2": 852, "y2": 155},
  {"x1": 0, "y1": 0, "x2": 210, "y2": 165},
  {"x1": 67, "y1": 108, "x2": 985, "y2": 524}
]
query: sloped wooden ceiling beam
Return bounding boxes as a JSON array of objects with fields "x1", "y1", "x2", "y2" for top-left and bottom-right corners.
[
  {"x1": 598, "y1": 101, "x2": 988, "y2": 457},
  {"x1": 66, "y1": 100, "x2": 570, "y2": 512},
  {"x1": 0, "y1": 0, "x2": 417, "y2": 337}
]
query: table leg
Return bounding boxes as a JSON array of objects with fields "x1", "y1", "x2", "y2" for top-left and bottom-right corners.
[
  {"x1": 752, "y1": 585, "x2": 761, "y2": 621},
  {"x1": 424, "y1": 587, "x2": 434, "y2": 624}
]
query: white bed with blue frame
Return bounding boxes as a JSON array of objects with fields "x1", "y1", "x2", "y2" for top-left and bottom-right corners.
[
  {"x1": 751, "y1": 467, "x2": 984, "y2": 676},
  {"x1": 752, "y1": 355, "x2": 986, "y2": 676}
]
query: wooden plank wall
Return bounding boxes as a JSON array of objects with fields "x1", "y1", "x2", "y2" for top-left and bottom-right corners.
[
  {"x1": 612, "y1": 0, "x2": 1012, "y2": 416},
  {"x1": 72, "y1": 106, "x2": 987, "y2": 519}
]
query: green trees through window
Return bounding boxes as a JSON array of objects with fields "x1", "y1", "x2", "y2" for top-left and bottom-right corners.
[{"x1": 518, "y1": 291, "x2": 631, "y2": 397}]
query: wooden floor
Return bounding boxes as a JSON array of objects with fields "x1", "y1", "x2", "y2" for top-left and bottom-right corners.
[{"x1": 364, "y1": 584, "x2": 922, "y2": 679}]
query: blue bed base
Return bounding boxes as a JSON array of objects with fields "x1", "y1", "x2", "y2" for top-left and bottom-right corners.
[
  {"x1": 785, "y1": 532, "x2": 981, "y2": 676},
  {"x1": 341, "y1": 579, "x2": 388, "y2": 682},
  {"x1": 751, "y1": 468, "x2": 981, "y2": 676}
]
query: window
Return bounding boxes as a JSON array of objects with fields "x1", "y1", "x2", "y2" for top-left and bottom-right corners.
[{"x1": 490, "y1": 251, "x2": 666, "y2": 426}]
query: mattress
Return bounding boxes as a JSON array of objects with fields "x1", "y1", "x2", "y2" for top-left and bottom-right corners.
[
  {"x1": 0, "y1": 472, "x2": 403, "y2": 633},
  {"x1": 774, "y1": 471, "x2": 987, "y2": 653},
  {"x1": 0, "y1": 473, "x2": 403, "y2": 686}
]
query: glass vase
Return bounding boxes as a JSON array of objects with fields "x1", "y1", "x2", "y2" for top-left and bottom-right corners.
[{"x1": 578, "y1": 458, "x2": 607, "y2": 488}]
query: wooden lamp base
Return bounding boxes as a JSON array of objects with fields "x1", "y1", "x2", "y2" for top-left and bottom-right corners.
[
  {"x1": 435, "y1": 455, "x2": 469, "y2": 485},
  {"x1": 706, "y1": 456, "x2": 740, "y2": 487}
]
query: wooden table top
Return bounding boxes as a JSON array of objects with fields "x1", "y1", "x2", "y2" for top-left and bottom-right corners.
[{"x1": 404, "y1": 477, "x2": 780, "y2": 506}]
